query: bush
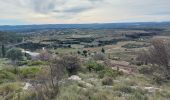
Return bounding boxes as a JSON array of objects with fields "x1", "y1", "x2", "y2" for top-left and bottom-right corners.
[
  {"x1": 61, "y1": 55, "x2": 80, "y2": 75},
  {"x1": 98, "y1": 68, "x2": 123, "y2": 79},
  {"x1": 19, "y1": 67, "x2": 41, "y2": 79},
  {"x1": 136, "y1": 38, "x2": 170, "y2": 78},
  {"x1": 152, "y1": 73, "x2": 167, "y2": 84},
  {"x1": 86, "y1": 61, "x2": 105, "y2": 72},
  {"x1": 0, "y1": 70, "x2": 17, "y2": 84},
  {"x1": 128, "y1": 92, "x2": 148, "y2": 100},
  {"x1": 17, "y1": 61, "x2": 29, "y2": 66},
  {"x1": 93, "y1": 53, "x2": 106, "y2": 61},
  {"x1": 138, "y1": 65, "x2": 154, "y2": 75},
  {"x1": 38, "y1": 50, "x2": 52, "y2": 61},
  {"x1": 113, "y1": 85, "x2": 134, "y2": 94},
  {"x1": 85, "y1": 61, "x2": 122, "y2": 78},
  {"x1": 6, "y1": 48, "x2": 23, "y2": 61},
  {"x1": 83, "y1": 50, "x2": 88, "y2": 57},
  {"x1": 27, "y1": 60, "x2": 46, "y2": 66},
  {"x1": 16, "y1": 60, "x2": 46, "y2": 66},
  {"x1": 0, "y1": 83, "x2": 22, "y2": 93},
  {"x1": 0, "y1": 83, "x2": 23, "y2": 100},
  {"x1": 102, "y1": 77, "x2": 113, "y2": 85}
]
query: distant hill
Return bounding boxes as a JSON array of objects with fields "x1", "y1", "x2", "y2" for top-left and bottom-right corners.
[
  {"x1": 0, "y1": 31, "x2": 22, "y2": 44},
  {"x1": 0, "y1": 22, "x2": 170, "y2": 32}
]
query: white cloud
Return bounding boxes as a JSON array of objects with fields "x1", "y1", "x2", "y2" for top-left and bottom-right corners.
[{"x1": 0, "y1": 0, "x2": 170, "y2": 25}]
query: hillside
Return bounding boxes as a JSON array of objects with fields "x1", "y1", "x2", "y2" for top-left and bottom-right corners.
[
  {"x1": 0, "y1": 26, "x2": 170, "y2": 100},
  {"x1": 0, "y1": 22, "x2": 170, "y2": 32}
]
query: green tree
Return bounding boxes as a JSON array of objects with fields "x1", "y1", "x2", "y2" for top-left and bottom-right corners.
[
  {"x1": 83, "y1": 50, "x2": 87, "y2": 57},
  {"x1": 6, "y1": 48, "x2": 23, "y2": 74},
  {"x1": 77, "y1": 50, "x2": 81, "y2": 55},
  {"x1": 101, "y1": 48, "x2": 105, "y2": 53},
  {"x1": 6, "y1": 48, "x2": 23, "y2": 62},
  {"x1": 62, "y1": 55, "x2": 80, "y2": 75},
  {"x1": 1, "y1": 44, "x2": 6, "y2": 58}
]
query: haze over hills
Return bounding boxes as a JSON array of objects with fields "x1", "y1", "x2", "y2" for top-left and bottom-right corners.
[{"x1": 0, "y1": 22, "x2": 170, "y2": 32}]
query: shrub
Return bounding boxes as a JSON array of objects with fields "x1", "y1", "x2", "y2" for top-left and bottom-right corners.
[
  {"x1": 94, "y1": 63, "x2": 105, "y2": 72},
  {"x1": 0, "y1": 70, "x2": 17, "y2": 84},
  {"x1": 102, "y1": 77, "x2": 113, "y2": 85},
  {"x1": 27, "y1": 60, "x2": 45, "y2": 66},
  {"x1": 2, "y1": 67, "x2": 16, "y2": 74},
  {"x1": 137, "y1": 38, "x2": 170, "y2": 78},
  {"x1": 86, "y1": 61, "x2": 104, "y2": 72},
  {"x1": 101, "y1": 48, "x2": 105, "y2": 53},
  {"x1": 17, "y1": 61, "x2": 29, "y2": 66},
  {"x1": 16, "y1": 60, "x2": 45, "y2": 66},
  {"x1": 77, "y1": 51, "x2": 81, "y2": 55},
  {"x1": 38, "y1": 50, "x2": 52, "y2": 61},
  {"x1": 128, "y1": 92, "x2": 148, "y2": 100},
  {"x1": 83, "y1": 50, "x2": 88, "y2": 57},
  {"x1": 61, "y1": 55, "x2": 80, "y2": 75},
  {"x1": 93, "y1": 53, "x2": 106, "y2": 61},
  {"x1": 159, "y1": 91, "x2": 170, "y2": 98},
  {"x1": 113, "y1": 85, "x2": 134, "y2": 94},
  {"x1": 98, "y1": 68, "x2": 123, "y2": 79},
  {"x1": 25, "y1": 53, "x2": 32, "y2": 60},
  {"x1": 0, "y1": 83, "x2": 22, "y2": 93},
  {"x1": 34, "y1": 57, "x2": 67, "y2": 100},
  {"x1": 6, "y1": 48, "x2": 23, "y2": 62},
  {"x1": 85, "y1": 61, "x2": 122, "y2": 78},
  {"x1": 152, "y1": 73, "x2": 167, "y2": 84},
  {"x1": 0, "y1": 83, "x2": 23, "y2": 100},
  {"x1": 138, "y1": 65, "x2": 154, "y2": 75},
  {"x1": 19, "y1": 67, "x2": 41, "y2": 79}
]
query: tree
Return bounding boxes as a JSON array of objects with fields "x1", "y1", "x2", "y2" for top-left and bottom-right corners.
[
  {"x1": 1, "y1": 44, "x2": 6, "y2": 58},
  {"x1": 35, "y1": 57, "x2": 66, "y2": 99},
  {"x1": 34, "y1": 55, "x2": 80, "y2": 99},
  {"x1": 93, "y1": 53, "x2": 106, "y2": 61},
  {"x1": 83, "y1": 50, "x2": 87, "y2": 57},
  {"x1": 62, "y1": 55, "x2": 80, "y2": 75},
  {"x1": 38, "y1": 50, "x2": 53, "y2": 61},
  {"x1": 137, "y1": 38, "x2": 170, "y2": 78},
  {"x1": 6, "y1": 48, "x2": 23, "y2": 62},
  {"x1": 6, "y1": 48, "x2": 23, "y2": 74},
  {"x1": 101, "y1": 48, "x2": 105, "y2": 53},
  {"x1": 77, "y1": 50, "x2": 81, "y2": 55}
]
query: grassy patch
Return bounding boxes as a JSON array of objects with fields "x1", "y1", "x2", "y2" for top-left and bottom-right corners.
[
  {"x1": 19, "y1": 67, "x2": 41, "y2": 79},
  {"x1": 0, "y1": 70, "x2": 17, "y2": 84}
]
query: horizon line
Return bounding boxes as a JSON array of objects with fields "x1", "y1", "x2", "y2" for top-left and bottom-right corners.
[{"x1": 0, "y1": 21, "x2": 170, "y2": 26}]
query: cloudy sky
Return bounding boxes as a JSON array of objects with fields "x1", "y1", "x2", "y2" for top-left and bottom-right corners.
[{"x1": 0, "y1": 0, "x2": 170, "y2": 25}]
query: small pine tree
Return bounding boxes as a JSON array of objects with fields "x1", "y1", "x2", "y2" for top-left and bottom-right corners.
[
  {"x1": 83, "y1": 50, "x2": 87, "y2": 57},
  {"x1": 101, "y1": 48, "x2": 105, "y2": 53},
  {"x1": 1, "y1": 44, "x2": 6, "y2": 58},
  {"x1": 77, "y1": 51, "x2": 81, "y2": 55}
]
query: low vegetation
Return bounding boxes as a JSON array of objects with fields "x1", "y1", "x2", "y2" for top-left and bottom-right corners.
[{"x1": 0, "y1": 29, "x2": 170, "y2": 100}]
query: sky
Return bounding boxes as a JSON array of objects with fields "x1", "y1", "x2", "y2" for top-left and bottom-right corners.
[{"x1": 0, "y1": 0, "x2": 170, "y2": 25}]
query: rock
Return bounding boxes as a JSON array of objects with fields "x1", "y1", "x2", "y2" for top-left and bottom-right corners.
[
  {"x1": 129, "y1": 86, "x2": 162, "y2": 93},
  {"x1": 68, "y1": 75, "x2": 93, "y2": 87},
  {"x1": 105, "y1": 86, "x2": 114, "y2": 89},
  {"x1": 113, "y1": 80, "x2": 121, "y2": 83},
  {"x1": 23, "y1": 82, "x2": 33, "y2": 90},
  {"x1": 144, "y1": 87, "x2": 162, "y2": 93},
  {"x1": 68, "y1": 75, "x2": 82, "y2": 81},
  {"x1": 79, "y1": 81, "x2": 93, "y2": 88},
  {"x1": 130, "y1": 86, "x2": 139, "y2": 89},
  {"x1": 85, "y1": 82, "x2": 93, "y2": 87}
]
